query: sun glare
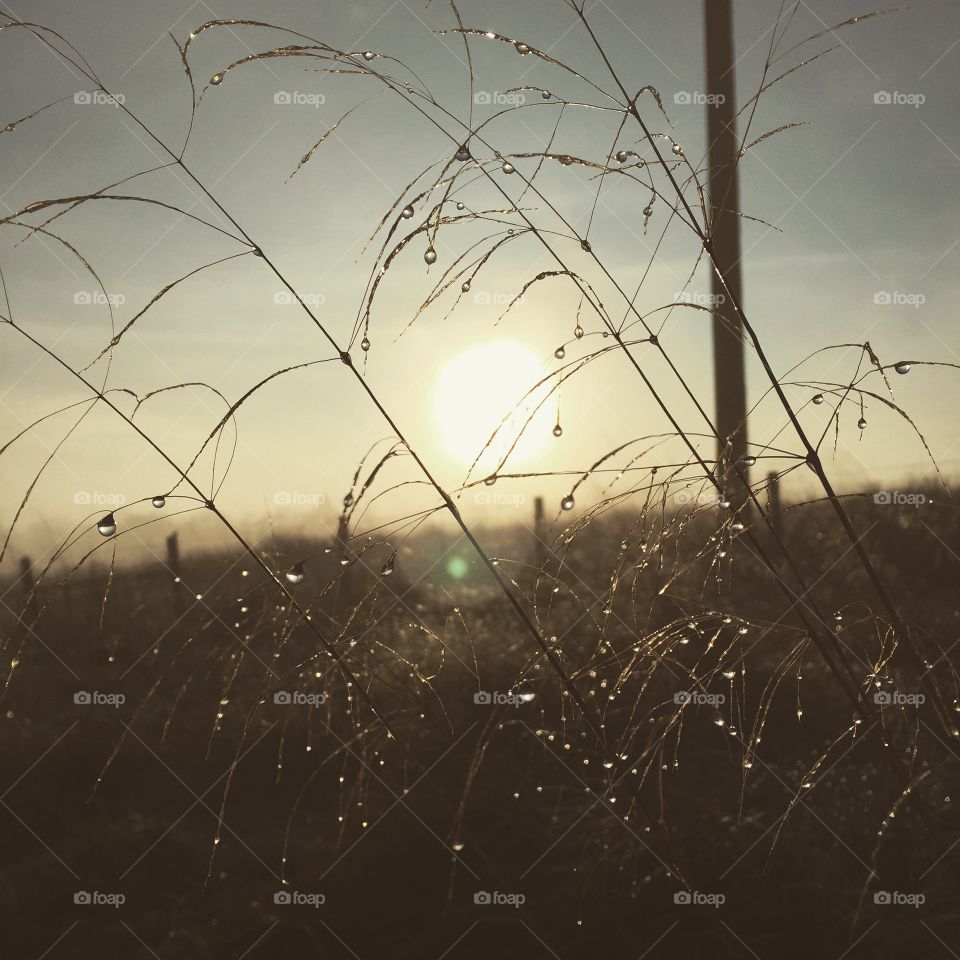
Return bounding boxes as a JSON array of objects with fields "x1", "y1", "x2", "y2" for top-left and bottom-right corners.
[{"x1": 434, "y1": 340, "x2": 553, "y2": 470}]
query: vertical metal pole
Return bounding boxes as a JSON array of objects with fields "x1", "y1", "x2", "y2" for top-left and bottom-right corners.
[
  {"x1": 533, "y1": 495, "x2": 547, "y2": 570},
  {"x1": 705, "y1": 0, "x2": 748, "y2": 477}
]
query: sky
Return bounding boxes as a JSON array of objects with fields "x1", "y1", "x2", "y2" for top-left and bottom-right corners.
[{"x1": 0, "y1": 0, "x2": 958, "y2": 567}]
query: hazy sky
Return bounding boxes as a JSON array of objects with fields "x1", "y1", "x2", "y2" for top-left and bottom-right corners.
[{"x1": 1, "y1": 0, "x2": 958, "y2": 565}]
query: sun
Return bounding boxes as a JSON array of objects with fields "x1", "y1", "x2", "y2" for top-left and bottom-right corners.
[{"x1": 434, "y1": 340, "x2": 553, "y2": 471}]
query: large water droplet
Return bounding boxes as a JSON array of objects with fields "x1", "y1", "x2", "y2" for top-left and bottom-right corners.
[
  {"x1": 554, "y1": 345, "x2": 566, "y2": 359},
  {"x1": 424, "y1": 246, "x2": 437, "y2": 265},
  {"x1": 740, "y1": 455, "x2": 757, "y2": 467},
  {"x1": 151, "y1": 496, "x2": 166, "y2": 509},
  {"x1": 894, "y1": 361, "x2": 911, "y2": 375},
  {"x1": 858, "y1": 416, "x2": 867, "y2": 430},
  {"x1": 574, "y1": 324, "x2": 584, "y2": 339},
  {"x1": 401, "y1": 205, "x2": 414, "y2": 219},
  {"x1": 514, "y1": 41, "x2": 531, "y2": 55},
  {"x1": 97, "y1": 513, "x2": 116, "y2": 537},
  {"x1": 210, "y1": 73, "x2": 223, "y2": 86},
  {"x1": 561, "y1": 494, "x2": 575, "y2": 511},
  {"x1": 580, "y1": 239, "x2": 592, "y2": 253},
  {"x1": 285, "y1": 562, "x2": 305, "y2": 585},
  {"x1": 672, "y1": 143, "x2": 684, "y2": 156},
  {"x1": 361, "y1": 336, "x2": 371, "y2": 352},
  {"x1": 461, "y1": 280, "x2": 471, "y2": 293},
  {"x1": 343, "y1": 492, "x2": 354, "y2": 508},
  {"x1": 615, "y1": 150, "x2": 628, "y2": 163},
  {"x1": 541, "y1": 90, "x2": 551, "y2": 100},
  {"x1": 553, "y1": 423, "x2": 563, "y2": 437},
  {"x1": 363, "y1": 51, "x2": 376, "y2": 61},
  {"x1": 502, "y1": 161, "x2": 515, "y2": 175},
  {"x1": 454, "y1": 144, "x2": 471, "y2": 162},
  {"x1": 484, "y1": 475, "x2": 497, "y2": 486},
  {"x1": 381, "y1": 556, "x2": 395, "y2": 577},
  {"x1": 812, "y1": 394, "x2": 824, "y2": 405}
]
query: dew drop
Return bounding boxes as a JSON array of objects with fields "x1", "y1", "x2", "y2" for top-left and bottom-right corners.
[
  {"x1": 401, "y1": 205, "x2": 414, "y2": 219},
  {"x1": 574, "y1": 324, "x2": 584, "y2": 339},
  {"x1": 858, "y1": 416, "x2": 867, "y2": 430},
  {"x1": 343, "y1": 492, "x2": 354, "y2": 508},
  {"x1": 722, "y1": 669, "x2": 736, "y2": 680},
  {"x1": 615, "y1": 150, "x2": 628, "y2": 163},
  {"x1": 580, "y1": 239, "x2": 592, "y2": 253},
  {"x1": 151, "y1": 496, "x2": 166, "y2": 509},
  {"x1": 554, "y1": 345, "x2": 566, "y2": 359},
  {"x1": 210, "y1": 73, "x2": 223, "y2": 86},
  {"x1": 561, "y1": 494, "x2": 575, "y2": 511},
  {"x1": 515, "y1": 41, "x2": 531, "y2": 55},
  {"x1": 361, "y1": 336, "x2": 371, "y2": 352},
  {"x1": 461, "y1": 280, "x2": 471, "y2": 293},
  {"x1": 643, "y1": 206, "x2": 653, "y2": 219},
  {"x1": 541, "y1": 90, "x2": 551, "y2": 100},
  {"x1": 484, "y1": 475, "x2": 497, "y2": 486},
  {"x1": 812, "y1": 394, "x2": 824, "y2": 405},
  {"x1": 672, "y1": 143, "x2": 684, "y2": 156},
  {"x1": 456, "y1": 201, "x2": 465, "y2": 211},
  {"x1": 454, "y1": 144, "x2": 471, "y2": 162},
  {"x1": 363, "y1": 50, "x2": 376, "y2": 61},
  {"x1": 451, "y1": 842, "x2": 465, "y2": 852},
  {"x1": 740, "y1": 455, "x2": 757, "y2": 467},
  {"x1": 894, "y1": 361, "x2": 911, "y2": 375},
  {"x1": 424, "y1": 246, "x2": 437, "y2": 265},
  {"x1": 285, "y1": 563, "x2": 305, "y2": 585},
  {"x1": 381, "y1": 556, "x2": 395, "y2": 577},
  {"x1": 502, "y1": 161, "x2": 515, "y2": 175},
  {"x1": 553, "y1": 423, "x2": 563, "y2": 438},
  {"x1": 97, "y1": 513, "x2": 116, "y2": 537}
]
